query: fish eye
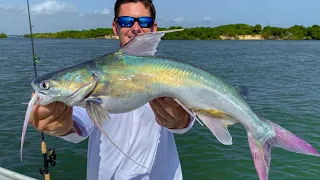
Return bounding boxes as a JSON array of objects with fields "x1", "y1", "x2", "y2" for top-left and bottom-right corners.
[{"x1": 40, "y1": 80, "x2": 50, "y2": 90}]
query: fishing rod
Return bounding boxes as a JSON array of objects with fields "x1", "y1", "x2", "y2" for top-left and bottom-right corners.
[{"x1": 26, "y1": 0, "x2": 56, "y2": 179}]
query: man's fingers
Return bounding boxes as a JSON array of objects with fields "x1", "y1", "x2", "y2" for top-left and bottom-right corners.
[
  {"x1": 164, "y1": 97, "x2": 182, "y2": 108},
  {"x1": 156, "y1": 98, "x2": 186, "y2": 118},
  {"x1": 34, "y1": 102, "x2": 67, "y2": 131},
  {"x1": 156, "y1": 98, "x2": 176, "y2": 116},
  {"x1": 150, "y1": 99, "x2": 190, "y2": 129},
  {"x1": 32, "y1": 102, "x2": 57, "y2": 121},
  {"x1": 150, "y1": 102, "x2": 176, "y2": 128},
  {"x1": 43, "y1": 106, "x2": 72, "y2": 134},
  {"x1": 150, "y1": 102, "x2": 165, "y2": 125},
  {"x1": 150, "y1": 99, "x2": 172, "y2": 121}
]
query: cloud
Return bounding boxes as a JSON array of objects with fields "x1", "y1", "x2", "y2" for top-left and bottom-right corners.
[
  {"x1": 155, "y1": 16, "x2": 220, "y2": 28},
  {"x1": 171, "y1": 17, "x2": 183, "y2": 23},
  {"x1": 155, "y1": 16, "x2": 187, "y2": 27},
  {"x1": 101, "y1": 8, "x2": 111, "y2": 15},
  {"x1": 31, "y1": 0, "x2": 77, "y2": 14},
  {"x1": 203, "y1": 17, "x2": 212, "y2": 21},
  {"x1": 0, "y1": 4, "x2": 25, "y2": 12},
  {"x1": 0, "y1": 0, "x2": 114, "y2": 35},
  {"x1": 0, "y1": 1, "x2": 225, "y2": 35}
]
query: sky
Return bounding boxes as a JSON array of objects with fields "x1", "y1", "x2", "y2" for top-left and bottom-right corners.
[{"x1": 1, "y1": 0, "x2": 319, "y2": 35}]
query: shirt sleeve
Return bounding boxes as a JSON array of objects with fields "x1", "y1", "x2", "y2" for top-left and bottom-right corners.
[
  {"x1": 58, "y1": 106, "x2": 94, "y2": 143},
  {"x1": 166, "y1": 115, "x2": 195, "y2": 134}
]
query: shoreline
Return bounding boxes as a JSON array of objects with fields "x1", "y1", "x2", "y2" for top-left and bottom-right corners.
[
  {"x1": 220, "y1": 35, "x2": 263, "y2": 40},
  {"x1": 17, "y1": 34, "x2": 315, "y2": 41},
  {"x1": 20, "y1": 23, "x2": 320, "y2": 40}
]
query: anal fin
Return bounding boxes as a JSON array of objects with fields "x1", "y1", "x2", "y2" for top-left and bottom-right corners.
[{"x1": 195, "y1": 110, "x2": 237, "y2": 145}]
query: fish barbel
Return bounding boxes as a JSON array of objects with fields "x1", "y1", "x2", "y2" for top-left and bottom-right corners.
[{"x1": 21, "y1": 29, "x2": 319, "y2": 180}]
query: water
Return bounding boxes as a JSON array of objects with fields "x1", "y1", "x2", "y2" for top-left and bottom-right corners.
[{"x1": 0, "y1": 38, "x2": 319, "y2": 180}]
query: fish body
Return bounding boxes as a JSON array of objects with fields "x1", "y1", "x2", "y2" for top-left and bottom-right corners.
[{"x1": 22, "y1": 29, "x2": 319, "y2": 180}]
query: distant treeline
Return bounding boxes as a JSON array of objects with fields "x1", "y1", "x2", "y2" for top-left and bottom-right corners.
[
  {"x1": 0, "y1": 33, "x2": 7, "y2": 38},
  {"x1": 23, "y1": 24, "x2": 320, "y2": 40}
]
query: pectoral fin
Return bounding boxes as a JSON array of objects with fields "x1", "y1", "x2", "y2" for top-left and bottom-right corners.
[
  {"x1": 195, "y1": 110, "x2": 237, "y2": 145},
  {"x1": 85, "y1": 97, "x2": 148, "y2": 169},
  {"x1": 85, "y1": 97, "x2": 110, "y2": 124}
]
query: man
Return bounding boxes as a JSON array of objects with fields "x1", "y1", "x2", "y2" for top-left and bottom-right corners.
[{"x1": 29, "y1": 0, "x2": 195, "y2": 179}]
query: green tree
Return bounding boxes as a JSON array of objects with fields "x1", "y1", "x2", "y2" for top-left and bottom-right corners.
[
  {"x1": 22, "y1": 24, "x2": 320, "y2": 40},
  {"x1": 0, "y1": 33, "x2": 8, "y2": 38},
  {"x1": 254, "y1": 24, "x2": 262, "y2": 33}
]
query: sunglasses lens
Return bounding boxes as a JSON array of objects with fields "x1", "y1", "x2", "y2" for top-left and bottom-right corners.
[
  {"x1": 138, "y1": 17, "x2": 154, "y2": 28},
  {"x1": 117, "y1": 16, "x2": 154, "y2": 28},
  {"x1": 117, "y1": 16, "x2": 134, "y2": 27}
]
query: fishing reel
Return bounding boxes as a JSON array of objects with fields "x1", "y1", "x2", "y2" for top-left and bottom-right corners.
[
  {"x1": 39, "y1": 148, "x2": 57, "y2": 175},
  {"x1": 47, "y1": 148, "x2": 57, "y2": 167}
]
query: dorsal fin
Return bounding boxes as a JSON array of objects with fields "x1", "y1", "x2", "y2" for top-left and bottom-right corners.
[{"x1": 120, "y1": 29, "x2": 184, "y2": 56}]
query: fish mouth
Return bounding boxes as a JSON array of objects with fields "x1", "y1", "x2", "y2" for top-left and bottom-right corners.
[
  {"x1": 34, "y1": 91, "x2": 47, "y2": 105},
  {"x1": 38, "y1": 91, "x2": 46, "y2": 95}
]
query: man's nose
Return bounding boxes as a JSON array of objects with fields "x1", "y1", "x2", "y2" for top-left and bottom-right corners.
[{"x1": 131, "y1": 21, "x2": 142, "y2": 35}]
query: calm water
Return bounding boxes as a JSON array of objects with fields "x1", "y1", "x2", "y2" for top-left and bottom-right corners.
[{"x1": 0, "y1": 38, "x2": 319, "y2": 180}]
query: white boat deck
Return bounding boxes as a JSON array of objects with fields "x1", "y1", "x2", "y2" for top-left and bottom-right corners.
[{"x1": 0, "y1": 167, "x2": 37, "y2": 180}]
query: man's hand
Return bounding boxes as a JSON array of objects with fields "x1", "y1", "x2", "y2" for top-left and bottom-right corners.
[
  {"x1": 149, "y1": 97, "x2": 190, "y2": 129},
  {"x1": 28, "y1": 93, "x2": 74, "y2": 136}
]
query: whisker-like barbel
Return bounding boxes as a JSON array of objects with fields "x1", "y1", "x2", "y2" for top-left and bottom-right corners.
[{"x1": 21, "y1": 92, "x2": 38, "y2": 161}]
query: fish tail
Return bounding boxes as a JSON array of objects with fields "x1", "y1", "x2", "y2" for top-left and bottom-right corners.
[{"x1": 247, "y1": 119, "x2": 319, "y2": 180}]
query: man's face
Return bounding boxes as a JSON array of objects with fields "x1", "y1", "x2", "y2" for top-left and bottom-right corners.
[{"x1": 112, "y1": 2, "x2": 158, "y2": 47}]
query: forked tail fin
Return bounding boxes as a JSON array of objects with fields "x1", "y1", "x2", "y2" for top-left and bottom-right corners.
[{"x1": 248, "y1": 119, "x2": 319, "y2": 180}]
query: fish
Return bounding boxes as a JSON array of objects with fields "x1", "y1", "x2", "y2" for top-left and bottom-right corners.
[{"x1": 21, "y1": 29, "x2": 319, "y2": 180}]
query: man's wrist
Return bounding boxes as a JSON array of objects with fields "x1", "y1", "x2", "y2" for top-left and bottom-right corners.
[
  {"x1": 167, "y1": 115, "x2": 195, "y2": 134},
  {"x1": 57, "y1": 120, "x2": 82, "y2": 137}
]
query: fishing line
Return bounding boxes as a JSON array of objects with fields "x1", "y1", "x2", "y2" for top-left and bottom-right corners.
[{"x1": 26, "y1": 0, "x2": 56, "y2": 179}]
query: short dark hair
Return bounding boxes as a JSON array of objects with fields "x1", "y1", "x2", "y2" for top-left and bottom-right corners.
[{"x1": 114, "y1": 0, "x2": 156, "y2": 20}]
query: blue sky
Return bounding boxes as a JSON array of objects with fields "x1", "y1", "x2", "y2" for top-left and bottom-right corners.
[{"x1": 1, "y1": 0, "x2": 319, "y2": 35}]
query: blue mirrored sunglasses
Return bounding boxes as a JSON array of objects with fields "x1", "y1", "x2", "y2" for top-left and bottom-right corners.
[{"x1": 115, "y1": 16, "x2": 154, "y2": 28}]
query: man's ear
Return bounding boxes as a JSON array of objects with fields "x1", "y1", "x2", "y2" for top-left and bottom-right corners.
[
  {"x1": 112, "y1": 21, "x2": 119, "y2": 36},
  {"x1": 152, "y1": 22, "x2": 158, "y2": 32}
]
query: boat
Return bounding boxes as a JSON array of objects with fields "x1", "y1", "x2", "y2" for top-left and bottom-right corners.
[{"x1": 0, "y1": 167, "x2": 37, "y2": 180}]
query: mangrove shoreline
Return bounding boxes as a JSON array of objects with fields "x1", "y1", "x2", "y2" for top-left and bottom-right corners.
[{"x1": 21, "y1": 24, "x2": 320, "y2": 40}]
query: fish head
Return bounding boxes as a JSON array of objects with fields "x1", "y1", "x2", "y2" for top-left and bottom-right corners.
[
  {"x1": 21, "y1": 68, "x2": 98, "y2": 161},
  {"x1": 31, "y1": 69, "x2": 99, "y2": 107}
]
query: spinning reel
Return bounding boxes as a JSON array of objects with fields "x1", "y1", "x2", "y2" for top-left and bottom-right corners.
[{"x1": 39, "y1": 148, "x2": 57, "y2": 176}]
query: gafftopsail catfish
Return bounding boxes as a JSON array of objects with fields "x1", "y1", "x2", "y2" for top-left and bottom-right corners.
[{"x1": 21, "y1": 29, "x2": 319, "y2": 180}]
